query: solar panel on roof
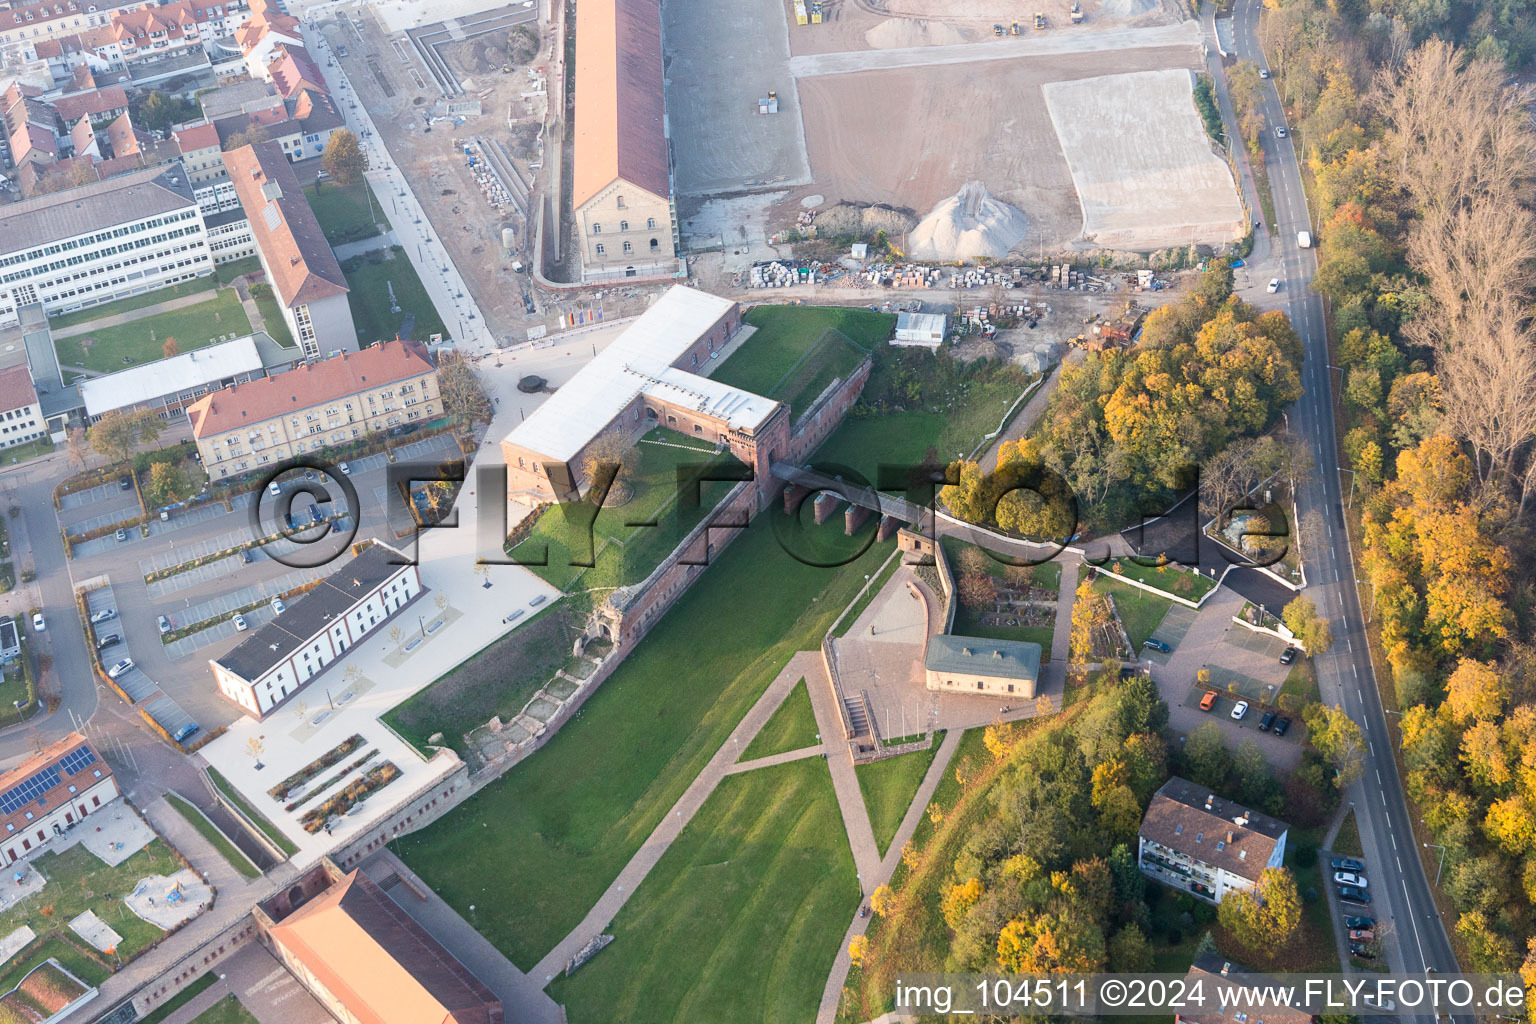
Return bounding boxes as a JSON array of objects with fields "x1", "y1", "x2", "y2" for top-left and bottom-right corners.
[
  {"x1": 59, "y1": 746, "x2": 95, "y2": 776},
  {"x1": 0, "y1": 746, "x2": 95, "y2": 815}
]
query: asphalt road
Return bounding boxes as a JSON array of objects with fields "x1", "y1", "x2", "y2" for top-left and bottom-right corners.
[{"x1": 1215, "y1": 0, "x2": 1460, "y2": 985}]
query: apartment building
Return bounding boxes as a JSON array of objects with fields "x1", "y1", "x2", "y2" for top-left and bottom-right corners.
[
  {"x1": 0, "y1": 733, "x2": 118, "y2": 865},
  {"x1": 0, "y1": 363, "x2": 46, "y2": 448},
  {"x1": 1175, "y1": 954, "x2": 1316, "y2": 1024},
  {"x1": 186, "y1": 339, "x2": 438, "y2": 476},
  {"x1": 0, "y1": 163, "x2": 213, "y2": 329},
  {"x1": 222, "y1": 141, "x2": 353, "y2": 357},
  {"x1": 1137, "y1": 777, "x2": 1290, "y2": 905},
  {"x1": 210, "y1": 543, "x2": 423, "y2": 717}
]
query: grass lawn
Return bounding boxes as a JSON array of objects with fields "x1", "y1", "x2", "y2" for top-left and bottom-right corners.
[
  {"x1": 0, "y1": 437, "x2": 55, "y2": 466},
  {"x1": 941, "y1": 536, "x2": 1064, "y2": 593},
  {"x1": 205, "y1": 766, "x2": 299, "y2": 857},
  {"x1": 1280, "y1": 659, "x2": 1319, "y2": 704},
  {"x1": 0, "y1": 934, "x2": 108, "y2": 993},
  {"x1": 163, "y1": 793, "x2": 259, "y2": 879},
  {"x1": 1103, "y1": 556, "x2": 1215, "y2": 601},
  {"x1": 1092, "y1": 575, "x2": 1172, "y2": 649},
  {"x1": 741, "y1": 679, "x2": 819, "y2": 761},
  {"x1": 189, "y1": 995, "x2": 260, "y2": 1024},
  {"x1": 304, "y1": 181, "x2": 390, "y2": 245},
  {"x1": 383, "y1": 606, "x2": 579, "y2": 756},
  {"x1": 55, "y1": 289, "x2": 251, "y2": 374},
  {"x1": 777, "y1": 332, "x2": 870, "y2": 417},
  {"x1": 0, "y1": 841, "x2": 181, "y2": 966},
  {"x1": 855, "y1": 736, "x2": 943, "y2": 857},
  {"x1": 949, "y1": 606, "x2": 1055, "y2": 652},
  {"x1": 250, "y1": 287, "x2": 295, "y2": 348},
  {"x1": 394, "y1": 513, "x2": 893, "y2": 970},
  {"x1": 137, "y1": 972, "x2": 218, "y2": 1024},
  {"x1": 46, "y1": 279, "x2": 218, "y2": 331},
  {"x1": 214, "y1": 256, "x2": 263, "y2": 285},
  {"x1": 712, "y1": 306, "x2": 894, "y2": 396},
  {"x1": 1334, "y1": 809, "x2": 1363, "y2": 857},
  {"x1": 548, "y1": 758, "x2": 857, "y2": 1024},
  {"x1": 343, "y1": 247, "x2": 446, "y2": 344},
  {"x1": 509, "y1": 434, "x2": 736, "y2": 593}
]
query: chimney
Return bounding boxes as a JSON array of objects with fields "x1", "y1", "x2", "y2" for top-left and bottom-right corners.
[
  {"x1": 1220, "y1": 962, "x2": 1231, "y2": 977},
  {"x1": 1226, "y1": 831, "x2": 1234, "y2": 844},
  {"x1": 1204, "y1": 795, "x2": 1213, "y2": 810}
]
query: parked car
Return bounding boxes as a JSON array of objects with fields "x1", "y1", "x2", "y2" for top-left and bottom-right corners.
[
  {"x1": 1267, "y1": 278, "x2": 1280, "y2": 293},
  {"x1": 118, "y1": 476, "x2": 133, "y2": 491},
  {"x1": 107, "y1": 658, "x2": 134, "y2": 679},
  {"x1": 1279, "y1": 646, "x2": 1298, "y2": 664},
  {"x1": 270, "y1": 597, "x2": 286, "y2": 614},
  {"x1": 241, "y1": 550, "x2": 253, "y2": 564},
  {"x1": 330, "y1": 519, "x2": 343, "y2": 533},
  {"x1": 1344, "y1": 916, "x2": 1375, "y2": 930},
  {"x1": 30, "y1": 613, "x2": 43, "y2": 632},
  {"x1": 1331, "y1": 857, "x2": 1365, "y2": 872},
  {"x1": 1334, "y1": 871, "x2": 1368, "y2": 888},
  {"x1": 1349, "y1": 928, "x2": 1376, "y2": 942},
  {"x1": 95, "y1": 633, "x2": 120, "y2": 651},
  {"x1": 268, "y1": 481, "x2": 282, "y2": 497},
  {"x1": 1272, "y1": 716, "x2": 1291, "y2": 737},
  {"x1": 308, "y1": 502, "x2": 322, "y2": 524},
  {"x1": 115, "y1": 528, "x2": 128, "y2": 542},
  {"x1": 1143, "y1": 638, "x2": 1171, "y2": 653},
  {"x1": 1200, "y1": 690, "x2": 1218, "y2": 711},
  {"x1": 1258, "y1": 710, "x2": 1277, "y2": 731},
  {"x1": 338, "y1": 461, "x2": 351, "y2": 475},
  {"x1": 1231, "y1": 700, "x2": 1249, "y2": 720},
  {"x1": 157, "y1": 615, "x2": 172, "y2": 635},
  {"x1": 232, "y1": 614, "x2": 248, "y2": 632},
  {"x1": 172, "y1": 723, "x2": 199, "y2": 744},
  {"x1": 1350, "y1": 943, "x2": 1376, "y2": 960},
  {"x1": 89, "y1": 608, "x2": 117, "y2": 624},
  {"x1": 1338, "y1": 886, "x2": 1371, "y2": 904}
]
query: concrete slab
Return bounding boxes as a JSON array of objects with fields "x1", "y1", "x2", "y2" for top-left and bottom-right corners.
[
  {"x1": 78, "y1": 802, "x2": 155, "y2": 867},
  {"x1": 68, "y1": 909, "x2": 123, "y2": 953},
  {"x1": 0, "y1": 926, "x2": 34, "y2": 965},
  {"x1": 124, "y1": 868, "x2": 211, "y2": 929}
]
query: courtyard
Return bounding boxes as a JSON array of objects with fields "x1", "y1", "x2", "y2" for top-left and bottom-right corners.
[{"x1": 54, "y1": 288, "x2": 252, "y2": 375}]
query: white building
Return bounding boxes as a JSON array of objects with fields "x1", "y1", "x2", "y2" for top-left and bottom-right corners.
[
  {"x1": 892, "y1": 311, "x2": 946, "y2": 349},
  {"x1": 0, "y1": 363, "x2": 46, "y2": 448},
  {"x1": 0, "y1": 163, "x2": 213, "y2": 329},
  {"x1": 1137, "y1": 776, "x2": 1290, "y2": 905},
  {"x1": 0, "y1": 733, "x2": 118, "y2": 865},
  {"x1": 211, "y1": 543, "x2": 423, "y2": 718},
  {"x1": 79, "y1": 333, "x2": 269, "y2": 422}
]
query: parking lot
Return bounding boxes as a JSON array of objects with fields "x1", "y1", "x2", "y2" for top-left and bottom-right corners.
[{"x1": 81, "y1": 583, "x2": 201, "y2": 742}]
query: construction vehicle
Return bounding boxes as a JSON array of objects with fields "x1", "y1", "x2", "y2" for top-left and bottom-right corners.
[
  {"x1": 1070, "y1": 1, "x2": 1083, "y2": 22},
  {"x1": 1034, "y1": 12, "x2": 1046, "y2": 28},
  {"x1": 1010, "y1": 20, "x2": 1020, "y2": 34}
]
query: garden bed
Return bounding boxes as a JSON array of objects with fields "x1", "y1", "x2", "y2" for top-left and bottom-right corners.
[
  {"x1": 268, "y1": 735, "x2": 364, "y2": 801},
  {"x1": 285, "y1": 751, "x2": 378, "y2": 812},
  {"x1": 299, "y1": 762, "x2": 401, "y2": 834}
]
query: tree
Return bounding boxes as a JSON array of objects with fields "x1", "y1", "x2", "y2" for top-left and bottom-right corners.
[
  {"x1": 956, "y1": 569, "x2": 998, "y2": 610},
  {"x1": 1303, "y1": 703, "x2": 1366, "y2": 788},
  {"x1": 67, "y1": 160, "x2": 97, "y2": 189},
  {"x1": 222, "y1": 122, "x2": 268, "y2": 151},
  {"x1": 870, "y1": 884, "x2": 895, "y2": 917},
  {"x1": 1184, "y1": 723, "x2": 1232, "y2": 789},
  {"x1": 143, "y1": 461, "x2": 189, "y2": 509},
  {"x1": 437, "y1": 353, "x2": 492, "y2": 433},
  {"x1": 321, "y1": 129, "x2": 367, "y2": 186},
  {"x1": 162, "y1": 337, "x2": 180, "y2": 360},
  {"x1": 1108, "y1": 923, "x2": 1154, "y2": 972},
  {"x1": 579, "y1": 432, "x2": 639, "y2": 503},
  {"x1": 1444, "y1": 658, "x2": 1508, "y2": 724},
  {"x1": 134, "y1": 409, "x2": 163, "y2": 447},
  {"x1": 847, "y1": 934, "x2": 869, "y2": 969},
  {"x1": 1282, "y1": 595, "x2": 1333, "y2": 653},
  {"x1": 1217, "y1": 867, "x2": 1304, "y2": 951},
  {"x1": 996, "y1": 909, "x2": 1106, "y2": 973},
  {"x1": 131, "y1": 90, "x2": 197, "y2": 134},
  {"x1": 65, "y1": 427, "x2": 87, "y2": 470},
  {"x1": 86, "y1": 410, "x2": 139, "y2": 464}
]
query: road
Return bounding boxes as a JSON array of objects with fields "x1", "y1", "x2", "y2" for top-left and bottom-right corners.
[{"x1": 1213, "y1": 0, "x2": 1460, "y2": 987}]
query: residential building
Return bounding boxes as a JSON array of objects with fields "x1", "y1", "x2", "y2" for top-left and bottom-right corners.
[
  {"x1": 101, "y1": 109, "x2": 143, "y2": 157},
  {"x1": 0, "y1": 362, "x2": 46, "y2": 447},
  {"x1": 79, "y1": 332, "x2": 272, "y2": 421},
  {"x1": 0, "y1": 163, "x2": 212, "y2": 329},
  {"x1": 49, "y1": 85, "x2": 128, "y2": 124},
  {"x1": 222, "y1": 141, "x2": 354, "y2": 356},
  {"x1": 266, "y1": 41, "x2": 325, "y2": 99},
  {"x1": 209, "y1": 542, "x2": 423, "y2": 717},
  {"x1": 234, "y1": 0, "x2": 300, "y2": 81},
  {"x1": 923, "y1": 634, "x2": 1041, "y2": 699},
  {"x1": 501, "y1": 286, "x2": 780, "y2": 506},
  {"x1": 0, "y1": 733, "x2": 118, "y2": 865},
  {"x1": 1138, "y1": 777, "x2": 1290, "y2": 904},
  {"x1": 1175, "y1": 954, "x2": 1316, "y2": 1024},
  {"x1": 174, "y1": 121, "x2": 224, "y2": 183},
  {"x1": 0, "y1": 617, "x2": 17, "y2": 661},
  {"x1": 255, "y1": 858, "x2": 504, "y2": 1024},
  {"x1": 0, "y1": 302, "x2": 79, "y2": 438},
  {"x1": 570, "y1": 0, "x2": 679, "y2": 281},
  {"x1": 0, "y1": 0, "x2": 139, "y2": 50},
  {"x1": 186, "y1": 339, "x2": 438, "y2": 475}
]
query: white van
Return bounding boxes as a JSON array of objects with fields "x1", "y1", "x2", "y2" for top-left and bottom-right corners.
[{"x1": 1297, "y1": 231, "x2": 1312, "y2": 248}]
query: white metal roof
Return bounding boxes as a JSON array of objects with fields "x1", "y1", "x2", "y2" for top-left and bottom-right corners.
[
  {"x1": 502, "y1": 286, "x2": 778, "y2": 463},
  {"x1": 895, "y1": 312, "x2": 946, "y2": 337},
  {"x1": 81, "y1": 335, "x2": 266, "y2": 417}
]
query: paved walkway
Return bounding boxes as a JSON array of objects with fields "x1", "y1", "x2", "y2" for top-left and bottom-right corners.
[
  {"x1": 802, "y1": 655, "x2": 882, "y2": 886},
  {"x1": 142, "y1": 793, "x2": 268, "y2": 907},
  {"x1": 50, "y1": 288, "x2": 222, "y2": 341},
  {"x1": 724, "y1": 744, "x2": 827, "y2": 776},
  {"x1": 976, "y1": 350, "x2": 1083, "y2": 474},
  {"x1": 332, "y1": 229, "x2": 401, "y2": 261}
]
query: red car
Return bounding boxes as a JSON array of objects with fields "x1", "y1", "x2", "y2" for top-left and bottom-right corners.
[{"x1": 1349, "y1": 929, "x2": 1375, "y2": 942}]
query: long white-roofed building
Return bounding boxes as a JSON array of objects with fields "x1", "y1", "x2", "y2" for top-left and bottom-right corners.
[{"x1": 78, "y1": 332, "x2": 292, "y2": 422}]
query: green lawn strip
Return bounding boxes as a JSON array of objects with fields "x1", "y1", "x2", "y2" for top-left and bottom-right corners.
[
  {"x1": 55, "y1": 290, "x2": 251, "y2": 374},
  {"x1": 832, "y1": 551, "x2": 901, "y2": 638},
  {"x1": 0, "y1": 437, "x2": 55, "y2": 466},
  {"x1": 46, "y1": 280, "x2": 217, "y2": 331},
  {"x1": 205, "y1": 766, "x2": 299, "y2": 857},
  {"x1": 1092, "y1": 575, "x2": 1173, "y2": 649},
  {"x1": 250, "y1": 289, "x2": 295, "y2": 348},
  {"x1": 1333, "y1": 809, "x2": 1363, "y2": 858},
  {"x1": 713, "y1": 306, "x2": 893, "y2": 396},
  {"x1": 548, "y1": 758, "x2": 857, "y2": 1024},
  {"x1": 394, "y1": 516, "x2": 892, "y2": 970},
  {"x1": 855, "y1": 736, "x2": 943, "y2": 858},
  {"x1": 510, "y1": 436, "x2": 735, "y2": 592},
  {"x1": 163, "y1": 793, "x2": 260, "y2": 879},
  {"x1": 777, "y1": 331, "x2": 869, "y2": 414},
  {"x1": 813, "y1": 378, "x2": 1025, "y2": 478},
  {"x1": 0, "y1": 841, "x2": 180, "y2": 964},
  {"x1": 1280, "y1": 659, "x2": 1318, "y2": 703},
  {"x1": 0, "y1": 934, "x2": 109, "y2": 992},
  {"x1": 189, "y1": 994, "x2": 260, "y2": 1024},
  {"x1": 741, "y1": 679, "x2": 820, "y2": 761},
  {"x1": 382, "y1": 606, "x2": 576, "y2": 755},
  {"x1": 136, "y1": 972, "x2": 218, "y2": 1024},
  {"x1": 214, "y1": 256, "x2": 263, "y2": 285},
  {"x1": 1102, "y1": 556, "x2": 1214, "y2": 600},
  {"x1": 304, "y1": 181, "x2": 390, "y2": 245},
  {"x1": 343, "y1": 247, "x2": 447, "y2": 344}
]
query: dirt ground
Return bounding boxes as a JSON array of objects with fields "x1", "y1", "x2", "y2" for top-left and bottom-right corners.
[
  {"x1": 791, "y1": 42, "x2": 1203, "y2": 249},
  {"x1": 316, "y1": 8, "x2": 548, "y2": 339}
]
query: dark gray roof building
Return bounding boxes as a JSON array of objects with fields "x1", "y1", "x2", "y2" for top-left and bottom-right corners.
[{"x1": 0, "y1": 163, "x2": 196, "y2": 255}]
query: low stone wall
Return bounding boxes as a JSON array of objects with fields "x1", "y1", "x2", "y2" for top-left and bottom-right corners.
[
  {"x1": 788, "y1": 357, "x2": 872, "y2": 465},
  {"x1": 328, "y1": 757, "x2": 474, "y2": 872},
  {"x1": 123, "y1": 915, "x2": 260, "y2": 1021}
]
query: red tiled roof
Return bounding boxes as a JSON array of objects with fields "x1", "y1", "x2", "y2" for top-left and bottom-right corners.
[
  {"x1": 188, "y1": 342, "x2": 436, "y2": 438},
  {"x1": 105, "y1": 111, "x2": 142, "y2": 157},
  {"x1": 51, "y1": 86, "x2": 128, "y2": 123},
  {"x1": 33, "y1": 38, "x2": 62, "y2": 58},
  {"x1": 222, "y1": 141, "x2": 349, "y2": 309},
  {"x1": 70, "y1": 115, "x2": 96, "y2": 156},
  {"x1": 268, "y1": 42, "x2": 327, "y2": 99},
  {"x1": 175, "y1": 121, "x2": 220, "y2": 152},
  {"x1": 0, "y1": 364, "x2": 37, "y2": 413},
  {"x1": 9, "y1": 122, "x2": 57, "y2": 163},
  {"x1": 0, "y1": 732, "x2": 113, "y2": 839}
]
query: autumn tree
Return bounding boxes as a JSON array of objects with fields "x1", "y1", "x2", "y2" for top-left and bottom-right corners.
[
  {"x1": 65, "y1": 427, "x2": 87, "y2": 470},
  {"x1": 86, "y1": 410, "x2": 140, "y2": 464},
  {"x1": 956, "y1": 568, "x2": 998, "y2": 610},
  {"x1": 1444, "y1": 658, "x2": 1508, "y2": 724},
  {"x1": 321, "y1": 129, "x2": 367, "y2": 186},
  {"x1": 222, "y1": 122, "x2": 268, "y2": 151},
  {"x1": 579, "y1": 431, "x2": 639, "y2": 503},
  {"x1": 1216, "y1": 867, "x2": 1304, "y2": 950},
  {"x1": 1303, "y1": 703, "x2": 1366, "y2": 787},
  {"x1": 143, "y1": 461, "x2": 190, "y2": 509},
  {"x1": 996, "y1": 908, "x2": 1106, "y2": 974},
  {"x1": 1282, "y1": 595, "x2": 1333, "y2": 654},
  {"x1": 437, "y1": 353, "x2": 492, "y2": 433}
]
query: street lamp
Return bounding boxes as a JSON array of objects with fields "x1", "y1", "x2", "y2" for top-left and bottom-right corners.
[{"x1": 1424, "y1": 842, "x2": 1447, "y2": 886}]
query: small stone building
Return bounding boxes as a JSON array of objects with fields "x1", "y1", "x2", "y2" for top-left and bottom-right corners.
[{"x1": 923, "y1": 634, "x2": 1041, "y2": 698}]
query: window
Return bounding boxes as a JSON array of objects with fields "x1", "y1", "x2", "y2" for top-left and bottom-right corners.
[
  {"x1": 650, "y1": 238, "x2": 660, "y2": 251},
  {"x1": 619, "y1": 220, "x2": 628, "y2": 231},
  {"x1": 591, "y1": 223, "x2": 601, "y2": 234},
  {"x1": 616, "y1": 195, "x2": 625, "y2": 209},
  {"x1": 647, "y1": 217, "x2": 656, "y2": 229},
  {"x1": 595, "y1": 243, "x2": 605, "y2": 256},
  {"x1": 622, "y1": 241, "x2": 632, "y2": 253}
]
